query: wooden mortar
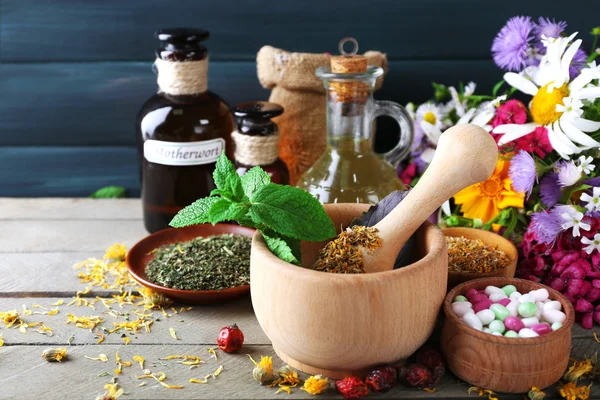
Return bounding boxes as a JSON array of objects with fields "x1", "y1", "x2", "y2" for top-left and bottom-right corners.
[
  {"x1": 441, "y1": 277, "x2": 574, "y2": 393},
  {"x1": 250, "y1": 203, "x2": 448, "y2": 378}
]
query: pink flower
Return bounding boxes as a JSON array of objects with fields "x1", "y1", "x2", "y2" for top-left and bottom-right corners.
[
  {"x1": 514, "y1": 127, "x2": 553, "y2": 158},
  {"x1": 398, "y1": 162, "x2": 417, "y2": 185},
  {"x1": 492, "y1": 99, "x2": 528, "y2": 127}
]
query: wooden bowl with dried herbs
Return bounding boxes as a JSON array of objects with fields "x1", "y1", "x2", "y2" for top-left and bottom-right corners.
[
  {"x1": 443, "y1": 227, "x2": 517, "y2": 290},
  {"x1": 127, "y1": 224, "x2": 255, "y2": 304}
]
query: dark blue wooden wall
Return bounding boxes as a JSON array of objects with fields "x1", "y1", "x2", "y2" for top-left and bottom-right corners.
[{"x1": 0, "y1": 0, "x2": 597, "y2": 196}]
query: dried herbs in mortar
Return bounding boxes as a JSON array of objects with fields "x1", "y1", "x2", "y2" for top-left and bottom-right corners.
[{"x1": 146, "y1": 234, "x2": 251, "y2": 291}]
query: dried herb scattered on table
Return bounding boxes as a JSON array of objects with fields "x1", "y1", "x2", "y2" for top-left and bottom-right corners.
[
  {"x1": 314, "y1": 226, "x2": 382, "y2": 274},
  {"x1": 446, "y1": 236, "x2": 510, "y2": 273},
  {"x1": 145, "y1": 234, "x2": 251, "y2": 291}
]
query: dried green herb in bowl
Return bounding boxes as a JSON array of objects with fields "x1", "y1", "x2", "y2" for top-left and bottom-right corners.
[{"x1": 145, "y1": 234, "x2": 251, "y2": 291}]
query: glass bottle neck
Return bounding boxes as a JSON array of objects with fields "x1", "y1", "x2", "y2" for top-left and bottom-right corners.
[{"x1": 326, "y1": 95, "x2": 374, "y2": 150}]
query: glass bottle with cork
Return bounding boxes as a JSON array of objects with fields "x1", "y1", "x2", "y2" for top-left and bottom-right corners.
[
  {"x1": 232, "y1": 101, "x2": 289, "y2": 185},
  {"x1": 136, "y1": 28, "x2": 235, "y2": 233},
  {"x1": 296, "y1": 38, "x2": 414, "y2": 204}
]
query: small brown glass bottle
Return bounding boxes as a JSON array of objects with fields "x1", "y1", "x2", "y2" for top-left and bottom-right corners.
[
  {"x1": 232, "y1": 102, "x2": 289, "y2": 185},
  {"x1": 136, "y1": 28, "x2": 235, "y2": 233}
]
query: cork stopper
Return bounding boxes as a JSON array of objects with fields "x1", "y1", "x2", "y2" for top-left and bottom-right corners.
[{"x1": 328, "y1": 38, "x2": 369, "y2": 105}]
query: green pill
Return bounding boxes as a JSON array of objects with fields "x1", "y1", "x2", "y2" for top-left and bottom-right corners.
[
  {"x1": 489, "y1": 320, "x2": 505, "y2": 334},
  {"x1": 490, "y1": 304, "x2": 510, "y2": 321},
  {"x1": 504, "y1": 330, "x2": 519, "y2": 338},
  {"x1": 453, "y1": 295, "x2": 468, "y2": 302},
  {"x1": 518, "y1": 302, "x2": 537, "y2": 318},
  {"x1": 551, "y1": 322, "x2": 563, "y2": 331},
  {"x1": 502, "y1": 285, "x2": 517, "y2": 297}
]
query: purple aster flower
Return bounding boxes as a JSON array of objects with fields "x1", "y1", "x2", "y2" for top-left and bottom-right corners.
[
  {"x1": 558, "y1": 160, "x2": 582, "y2": 187},
  {"x1": 533, "y1": 17, "x2": 567, "y2": 40},
  {"x1": 530, "y1": 210, "x2": 563, "y2": 244},
  {"x1": 509, "y1": 150, "x2": 537, "y2": 197},
  {"x1": 492, "y1": 16, "x2": 534, "y2": 72},
  {"x1": 540, "y1": 171, "x2": 562, "y2": 207},
  {"x1": 569, "y1": 48, "x2": 588, "y2": 80}
]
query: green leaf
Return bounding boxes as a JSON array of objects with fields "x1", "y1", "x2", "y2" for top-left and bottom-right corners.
[
  {"x1": 208, "y1": 198, "x2": 249, "y2": 225},
  {"x1": 249, "y1": 183, "x2": 336, "y2": 241},
  {"x1": 90, "y1": 186, "x2": 126, "y2": 199},
  {"x1": 241, "y1": 167, "x2": 271, "y2": 198},
  {"x1": 492, "y1": 80, "x2": 504, "y2": 97},
  {"x1": 261, "y1": 230, "x2": 301, "y2": 265},
  {"x1": 560, "y1": 183, "x2": 592, "y2": 204},
  {"x1": 212, "y1": 152, "x2": 246, "y2": 202},
  {"x1": 169, "y1": 197, "x2": 220, "y2": 227}
]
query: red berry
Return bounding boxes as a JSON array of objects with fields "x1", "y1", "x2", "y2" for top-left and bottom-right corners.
[
  {"x1": 335, "y1": 377, "x2": 368, "y2": 399},
  {"x1": 415, "y1": 347, "x2": 445, "y2": 380},
  {"x1": 217, "y1": 323, "x2": 244, "y2": 353},
  {"x1": 366, "y1": 366, "x2": 397, "y2": 392},
  {"x1": 398, "y1": 363, "x2": 435, "y2": 388}
]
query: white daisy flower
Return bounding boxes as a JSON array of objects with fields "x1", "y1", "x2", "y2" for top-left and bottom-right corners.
[
  {"x1": 405, "y1": 102, "x2": 416, "y2": 120},
  {"x1": 493, "y1": 33, "x2": 600, "y2": 159},
  {"x1": 581, "y1": 233, "x2": 600, "y2": 254},
  {"x1": 464, "y1": 82, "x2": 477, "y2": 96},
  {"x1": 577, "y1": 155, "x2": 595, "y2": 174},
  {"x1": 581, "y1": 187, "x2": 600, "y2": 212},
  {"x1": 456, "y1": 95, "x2": 507, "y2": 132},
  {"x1": 416, "y1": 103, "x2": 445, "y2": 145},
  {"x1": 560, "y1": 208, "x2": 591, "y2": 237}
]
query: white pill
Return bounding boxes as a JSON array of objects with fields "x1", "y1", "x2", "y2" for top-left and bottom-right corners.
[
  {"x1": 483, "y1": 328, "x2": 492, "y2": 333},
  {"x1": 535, "y1": 302, "x2": 544, "y2": 320},
  {"x1": 489, "y1": 292, "x2": 508, "y2": 302},
  {"x1": 518, "y1": 328, "x2": 539, "y2": 338},
  {"x1": 532, "y1": 288, "x2": 549, "y2": 302},
  {"x1": 476, "y1": 309, "x2": 495, "y2": 326},
  {"x1": 452, "y1": 302, "x2": 474, "y2": 318},
  {"x1": 551, "y1": 322, "x2": 563, "y2": 331},
  {"x1": 521, "y1": 317, "x2": 540, "y2": 328},
  {"x1": 485, "y1": 286, "x2": 504, "y2": 296},
  {"x1": 492, "y1": 332, "x2": 503, "y2": 336},
  {"x1": 519, "y1": 293, "x2": 535, "y2": 303},
  {"x1": 506, "y1": 301, "x2": 519, "y2": 317},
  {"x1": 542, "y1": 308, "x2": 566, "y2": 324},
  {"x1": 463, "y1": 312, "x2": 483, "y2": 331},
  {"x1": 509, "y1": 291, "x2": 522, "y2": 300},
  {"x1": 544, "y1": 301, "x2": 562, "y2": 311}
]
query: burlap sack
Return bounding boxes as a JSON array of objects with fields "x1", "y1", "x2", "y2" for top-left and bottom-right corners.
[{"x1": 256, "y1": 46, "x2": 387, "y2": 184}]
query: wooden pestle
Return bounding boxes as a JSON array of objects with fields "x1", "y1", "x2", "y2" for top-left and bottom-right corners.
[{"x1": 362, "y1": 124, "x2": 499, "y2": 273}]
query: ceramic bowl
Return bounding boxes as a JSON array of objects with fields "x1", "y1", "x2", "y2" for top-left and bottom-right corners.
[
  {"x1": 441, "y1": 277, "x2": 574, "y2": 393},
  {"x1": 443, "y1": 227, "x2": 518, "y2": 290},
  {"x1": 250, "y1": 203, "x2": 448, "y2": 378},
  {"x1": 127, "y1": 224, "x2": 255, "y2": 304}
]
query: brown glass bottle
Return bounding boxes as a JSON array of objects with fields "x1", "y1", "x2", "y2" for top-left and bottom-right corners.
[
  {"x1": 136, "y1": 28, "x2": 235, "y2": 232},
  {"x1": 232, "y1": 102, "x2": 289, "y2": 185}
]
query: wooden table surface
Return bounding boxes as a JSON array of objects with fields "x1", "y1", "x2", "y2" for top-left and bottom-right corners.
[{"x1": 1, "y1": 198, "x2": 598, "y2": 400}]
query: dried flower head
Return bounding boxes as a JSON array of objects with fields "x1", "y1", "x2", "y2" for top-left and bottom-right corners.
[
  {"x1": 42, "y1": 347, "x2": 67, "y2": 362},
  {"x1": 0, "y1": 310, "x2": 21, "y2": 328},
  {"x1": 302, "y1": 375, "x2": 330, "y2": 395},
  {"x1": 138, "y1": 287, "x2": 172, "y2": 310},
  {"x1": 104, "y1": 243, "x2": 127, "y2": 262},
  {"x1": 559, "y1": 382, "x2": 591, "y2": 400},
  {"x1": 563, "y1": 356, "x2": 596, "y2": 382},
  {"x1": 528, "y1": 386, "x2": 546, "y2": 400},
  {"x1": 248, "y1": 355, "x2": 274, "y2": 385}
]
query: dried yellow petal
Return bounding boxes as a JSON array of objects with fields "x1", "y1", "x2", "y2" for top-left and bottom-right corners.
[
  {"x1": 47, "y1": 309, "x2": 59, "y2": 316},
  {"x1": 123, "y1": 337, "x2": 131, "y2": 345},
  {"x1": 302, "y1": 375, "x2": 329, "y2": 395},
  {"x1": 42, "y1": 347, "x2": 67, "y2": 362},
  {"x1": 65, "y1": 314, "x2": 103, "y2": 329},
  {"x1": 423, "y1": 388, "x2": 436, "y2": 393},
  {"x1": 213, "y1": 365, "x2": 224, "y2": 378},
  {"x1": 85, "y1": 354, "x2": 108, "y2": 362},
  {"x1": 468, "y1": 386, "x2": 499, "y2": 400},
  {"x1": 0, "y1": 335, "x2": 4, "y2": 346},
  {"x1": 31, "y1": 304, "x2": 46, "y2": 310},
  {"x1": 208, "y1": 348, "x2": 218, "y2": 360},
  {"x1": 133, "y1": 355, "x2": 145, "y2": 370},
  {"x1": 95, "y1": 383, "x2": 124, "y2": 400},
  {"x1": 51, "y1": 300, "x2": 64, "y2": 306},
  {"x1": 275, "y1": 386, "x2": 291, "y2": 395},
  {"x1": 169, "y1": 327, "x2": 179, "y2": 340},
  {"x1": 190, "y1": 375, "x2": 211, "y2": 384},
  {"x1": 96, "y1": 334, "x2": 105, "y2": 344},
  {"x1": 19, "y1": 323, "x2": 27, "y2": 334}
]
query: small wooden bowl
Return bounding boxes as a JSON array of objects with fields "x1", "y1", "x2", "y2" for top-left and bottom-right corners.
[
  {"x1": 441, "y1": 277, "x2": 575, "y2": 393},
  {"x1": 251, "y1": 203, "x2": 448, "y2": 378},
  {"x1": 127, "y1": 224, "x2": 255, "y2": 304},
  {"x1": 443, "y1": 227, "x2": 518, "y2": 290}
]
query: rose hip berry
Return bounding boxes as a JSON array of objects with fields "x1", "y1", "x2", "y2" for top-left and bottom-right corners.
[
  {"x1": 366, "y1": 366, "x2": 397, "y2": 392},
  {"x1": 217, "y1": 323, "x2": 244, "y2": 353},
  {"x1": 398, "y1": 363, "x2": 435, "y2": 388},
  {"x1": 335, "y1": 377, "x2": 368, "y2": 399},
  {"x1": 415, "y1": 347, "x2": 445, "y2": 380}
]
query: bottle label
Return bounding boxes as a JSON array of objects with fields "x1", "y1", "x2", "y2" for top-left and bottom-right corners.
[{"x1": 144, "y1": 139, "x2": 225, "y2": 166}]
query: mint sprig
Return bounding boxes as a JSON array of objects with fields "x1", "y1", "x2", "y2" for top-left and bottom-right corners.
[{"x1": 169, "y1": 152, "x2": 336, "y2": 265}]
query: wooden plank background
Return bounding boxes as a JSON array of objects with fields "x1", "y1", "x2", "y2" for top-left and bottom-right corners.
[{"x1": 0, "y1": 0, "x2": 598, "y2": 196}]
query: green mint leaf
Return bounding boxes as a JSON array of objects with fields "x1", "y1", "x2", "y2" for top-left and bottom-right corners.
[
  {"x1": 241, "y1": 166, "x2": 271, "y2": 198},
  {"x1": 212, "y1": 152, "x2": 246, "y2": 202},
  {"x1": 208, "y1": 198, "x2": 249, "y2": 225},
  {"x1": 170, "y1": 197, "x2": 220, "y2": 227},
  {"x1": 228, "y1": 173, "x2": 246, "y2": 202},
  {"x1": 90, "y1": 186, "x2": 126, "y2": 199},
  {"x1": 261, "y1": 230, "x2": 301, "y2": 265},
  {"x1": 249, "y1": 183, "x2": 336, "y2": 241}
]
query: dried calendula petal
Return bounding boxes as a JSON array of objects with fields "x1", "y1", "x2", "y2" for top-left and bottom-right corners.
[
  {"x1": 51, "y1": 300, "x2": 64, "y2": 306},
  {"x1": 0, "y1": 335, "x2": 4, "y2": 347},
  {"x1": 169, "y1": 327, "x2": 179, "y2": 340},
  {"x1": 132, "y1": 355, "x2": 144, "y2": 370},
  {"x1": 213, "y1": 365, "x2": 224, "y2": 378},
  {"x1": 123, "y1": 337, "x2": 131, "y2": 345},
  {"x1": 42, "y1": 347, "x2": 67, "y2": 362},
  {"x1": 302, "y1": 375, "x2": 329, "y2": 395},
  {"x1": 275, "y1": 386, "x2": 292, "y2": 395},
  {"x1": 47, "y1": 309, "x2": 59, "y2": 316},
  {"x1": 96, "y1": 334, "x2": 105, "y2": 344},
  {"x1": 468, "y1": 386, "x2": 499, "y2": 400},
  {"x1": 65, "y1": 314, "x2": 103, "y2": 329},
  {"x1": 190, "y1": 375, "x2": 211, "y2": 384},
  {"x1": 85, "y1": 354, "x2": 108, "y2": 362},
  {"x1": 208, "y1": 348, "x2": 218, "y2": 360},
  {"x1": 95, "y1": 382, "x2": 124, "y2": 400}
]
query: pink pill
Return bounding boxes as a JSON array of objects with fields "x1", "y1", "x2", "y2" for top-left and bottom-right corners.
[
  {"x1": 470, "y1": 293, "x2": 489, "y2": 304},
  {"x1": 504, "y1": 316, "x2": 525, "y2": 332},
  {"x1": 465, "y1": 288, "x2": 479, "y2": 300},
  {"x1": 497, "y1": 298, "x2": 511, "y2": 307},
  {"x1": 473, "y1": 299, "x2": 493, "y2": 313},
  {"x1": 531, "y1": 323, "x2": 552, "y2": 336}
]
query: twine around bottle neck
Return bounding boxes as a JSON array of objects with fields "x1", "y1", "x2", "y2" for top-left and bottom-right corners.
[
  {"x1": 155, "y1": 57, "x2": 208, "y2": 95},
  {"x1": 232, "y1": 130, "x2": 280, "y2": 166}
]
